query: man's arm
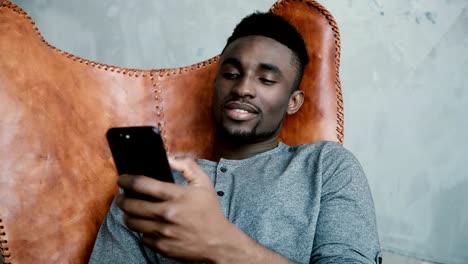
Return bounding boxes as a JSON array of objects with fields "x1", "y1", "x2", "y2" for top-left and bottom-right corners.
[
  {"x1": 310, "y1": 144, "x2": 382, "y2": 264},
  {"x1": 116, "y1": 156, "x2": 294, "y2": 264},
  {"x1": 89, "y1": 191, "x2": 157, "y2": 263}
]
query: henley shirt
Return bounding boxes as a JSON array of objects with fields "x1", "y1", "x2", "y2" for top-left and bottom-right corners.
[{"x1": 90, "y1": 141, "x2": 382, "y2": 264}]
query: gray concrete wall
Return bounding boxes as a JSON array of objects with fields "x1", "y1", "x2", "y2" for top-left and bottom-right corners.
[{"x1": 10, "y1": 0, "x2": 468, "y2": 263}]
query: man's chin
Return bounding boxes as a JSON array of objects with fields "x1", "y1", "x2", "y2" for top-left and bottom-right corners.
[
  {"x1": 221, "y1": 128, "x2": 257, "y2": 142},
  {"x1": 219, "y1": 126, "x2": 278, "y2": 143}
]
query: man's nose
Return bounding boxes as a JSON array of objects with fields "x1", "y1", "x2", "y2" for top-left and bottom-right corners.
[{"x1": 232, "y1": 77, "x2": 256, "y2": 98}]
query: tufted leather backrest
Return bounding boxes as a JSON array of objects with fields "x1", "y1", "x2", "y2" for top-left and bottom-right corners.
[{"x1": 0, "y1": 0, "x2": 343, "y2": 263}]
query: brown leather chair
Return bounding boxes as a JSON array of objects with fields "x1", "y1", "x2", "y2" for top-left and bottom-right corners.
[{"x1": 0, "y1": 0, "x2": 343, "y2": 262}]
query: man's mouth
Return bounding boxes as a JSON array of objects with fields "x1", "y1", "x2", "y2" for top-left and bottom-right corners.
[{"x1": 223, "y1": 101, "x2": 259, "y2": 121}]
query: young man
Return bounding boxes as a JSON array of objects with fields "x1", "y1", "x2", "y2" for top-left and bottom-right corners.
[{"x1": 90, "y1": 12, "x2": 381, "y2": 264}]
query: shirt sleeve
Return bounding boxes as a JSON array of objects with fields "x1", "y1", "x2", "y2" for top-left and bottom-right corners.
[
  {"x1": 310, "y1": 143, "x2": 383, "y2": 264},
  {"x1": 89, "y1": 192, "x2": 158, "y2": 264}
]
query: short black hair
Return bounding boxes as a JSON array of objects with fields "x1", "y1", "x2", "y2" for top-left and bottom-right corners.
[{"x1": 223, "y1": 12, "x2": 309, "y2": 91}]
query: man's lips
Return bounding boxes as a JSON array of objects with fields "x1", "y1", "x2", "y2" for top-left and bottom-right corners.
[
  {"x1": 223, "y1": 101, "x2": 259, "y2": 121},
  {"x1": 224, "y1": 101, "x2": 259, "y2": 113}
]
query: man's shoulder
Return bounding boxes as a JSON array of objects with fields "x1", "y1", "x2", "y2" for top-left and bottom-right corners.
[
  {"x1": 292, "y1": 140, "x2": 353, "y2": 157},
  {"x1": 290, "y1": 141, "x2": 362, "y2": 169}
]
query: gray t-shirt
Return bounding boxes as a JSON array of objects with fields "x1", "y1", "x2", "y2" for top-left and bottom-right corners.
[{"x1": 90, "y1": 141, "x2": 382, "y2": 264}]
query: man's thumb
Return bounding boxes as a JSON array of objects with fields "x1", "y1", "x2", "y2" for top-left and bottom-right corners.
[{"x1": 168, "y1": 156, "x2": 211, "y2": 187}]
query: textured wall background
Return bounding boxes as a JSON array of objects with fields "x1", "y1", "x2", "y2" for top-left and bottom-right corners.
[{"x1": 11, "y1": 0, "x2": 468, "y2": 263}]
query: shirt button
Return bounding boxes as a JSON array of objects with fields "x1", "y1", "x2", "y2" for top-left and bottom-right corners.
[
  {"x1": 220, "y1": 167, "x2": 227, "y2": 173},
  {"x1": 217, "y1": 191, "x2": 225, "y2": 197}
]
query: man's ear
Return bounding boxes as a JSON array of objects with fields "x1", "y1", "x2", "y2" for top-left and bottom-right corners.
[{"x1": 287, "y1": 90, "x2": 304, "y2": 115}]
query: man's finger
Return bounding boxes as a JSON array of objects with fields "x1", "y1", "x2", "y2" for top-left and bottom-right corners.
[
  {"x1": 118, "y1": 174, "x2": 183, "y2": 201},
  {"x1": 168, "y1": 156, "x2": 211, "y2": 187},
  {"x1": 116, "y1": 193, "x2": 170, "y2": 219},
  {"x1": 122, "y1": 214, "x2": 170, "y2": 237}
]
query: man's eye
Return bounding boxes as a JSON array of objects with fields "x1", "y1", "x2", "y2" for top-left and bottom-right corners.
[
  {"x1": 259, "y1": 78, "x2": 276, "y2": 85},
  {"x1": 223, "y1": 73, "x2": 240, "y2": 79}
]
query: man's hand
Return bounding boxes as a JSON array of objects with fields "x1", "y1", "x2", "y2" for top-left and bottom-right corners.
[
  {"x1": 117, "y1": 156, "x2": 293, "y2": 263},
  {"x1": 116, "y1": 156, "x2": 236, "y2": 262}
]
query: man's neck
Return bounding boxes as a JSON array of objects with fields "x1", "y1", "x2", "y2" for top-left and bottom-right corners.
[{"x1": 211, "y1": 136, "x2": 279, "y2": 161}]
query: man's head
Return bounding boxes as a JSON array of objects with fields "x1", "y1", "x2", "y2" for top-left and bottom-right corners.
[
  {"x1": 224, "y1": 12, "x2": 309, "y2": 91},
  {"x1": 212, "y1": 12, "x2": 309, "y2": 143}
]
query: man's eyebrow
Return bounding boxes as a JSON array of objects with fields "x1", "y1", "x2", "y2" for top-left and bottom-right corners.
[
  {"x1": 221, "y1": 57, "x2": 242, "y2": 68},
  {"x1": 258, "y1": 63, "x2": 283, "y2": 77},
  {"x1": 221, "y1": 58, "x2": 283, "y2": 77}
]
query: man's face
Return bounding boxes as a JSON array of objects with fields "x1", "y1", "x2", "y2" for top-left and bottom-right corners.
[{"x1": 212, "y1": 35, "x2": 299, "y2": 142}]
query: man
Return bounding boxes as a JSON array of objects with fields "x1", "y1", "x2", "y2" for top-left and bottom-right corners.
[{"x1": 90, "y1": 12, "x2": 381, "y2": 264}]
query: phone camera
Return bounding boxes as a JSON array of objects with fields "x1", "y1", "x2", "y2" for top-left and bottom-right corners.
[{"x1": 125, "y1": 134, "x2": 130, "y2": 139}]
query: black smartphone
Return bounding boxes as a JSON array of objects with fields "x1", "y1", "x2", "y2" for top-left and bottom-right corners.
[{"x1": 106, "y1": 126, "x2": 174, "y2": 184}]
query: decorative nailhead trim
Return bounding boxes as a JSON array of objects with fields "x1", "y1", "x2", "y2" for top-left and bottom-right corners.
[
  {"x1": 271, "y1": 0, "x2": 344, "y2": 144},
  {"x1": 0, "y1": 1, "x2": 147, "y2": 78},
  {"x1": 0, "y1": 219, "x2": 11, "y2": 264}
]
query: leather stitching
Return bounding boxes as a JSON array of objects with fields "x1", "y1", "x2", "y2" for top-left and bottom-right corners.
[
  {"x1": 150, "y1": 70, "x2": 169, "y2": 153},
  {"x1": 0, "y1": 219, "x2": 11, "y2": 264},
  {"x1": 157, "y1": 57, "x2": 220, "y2": 78}
]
